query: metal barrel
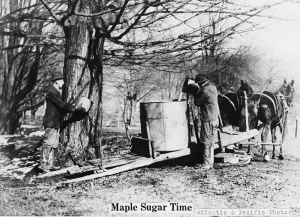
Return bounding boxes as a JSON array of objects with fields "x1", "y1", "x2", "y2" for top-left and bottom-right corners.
[{"x1": 140, "y1": 101, "x2": 188, "y2": 152}]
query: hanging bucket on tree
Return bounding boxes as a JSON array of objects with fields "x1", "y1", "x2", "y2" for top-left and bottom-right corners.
[
  {"x1": 140, "y1": 101, "x2": 188, "y2": 152},
  {"x1": 77, "y1": 97, "x2": 92, "y2": 112}
]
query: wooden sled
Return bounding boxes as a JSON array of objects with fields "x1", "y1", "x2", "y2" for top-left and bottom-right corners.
[{"x1": 35, "y1": 129, "x2": 258, "y2": 183}]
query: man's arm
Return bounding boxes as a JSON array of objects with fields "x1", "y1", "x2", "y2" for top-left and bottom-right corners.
[
  {"x1": 47, "y1": 89, "x2": 75, "y2": 112},
  {"x1": 194, "y1": 91, "x2": 207, "y2": 107}
]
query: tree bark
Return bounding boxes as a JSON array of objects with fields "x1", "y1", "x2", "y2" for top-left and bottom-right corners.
[
  {"x1": 61, "y1": 0, "x2": 104, "y2": 163},
  {"x1": 0, "y1": 1, "x2": 43, "y2": 134}
]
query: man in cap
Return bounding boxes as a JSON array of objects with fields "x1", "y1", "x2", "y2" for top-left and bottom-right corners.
[
  {"x1": 193, "y1": 73, "x2": 218, "y2": 169},
  {"x1": 37, "y1": 71, "x2": 84, "y2": 173}
]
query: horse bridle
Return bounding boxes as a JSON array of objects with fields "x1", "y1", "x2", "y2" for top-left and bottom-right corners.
[{"x1": 277, "y1": 83, "x2": 294, "y2": 106}]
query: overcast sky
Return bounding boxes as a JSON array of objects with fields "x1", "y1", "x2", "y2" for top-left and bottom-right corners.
[{"x1": 235, "y1": 0, "x2": 300, "y2": 89}]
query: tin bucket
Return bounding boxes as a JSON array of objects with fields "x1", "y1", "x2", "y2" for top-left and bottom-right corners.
[
  {"x1": 77, "y1": 97, "x2": 91, "y2": 112},
  {"x1": 182, "y1": 79, "x2": 199, "y2": 96},
  {"x1": 140, "y1": 101, "x2": 188, "y2": 152}
]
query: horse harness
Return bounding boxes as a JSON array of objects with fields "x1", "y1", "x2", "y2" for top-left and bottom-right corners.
[
  {"x1": 220, "y1": 93, "x2": 240, "y2": 113},
  {"x1": 256, "y1": 91, "x2": 287, "y2": 127},
  {"x1": 277, "y1": 83, "x2": 294, "y2": 106}
]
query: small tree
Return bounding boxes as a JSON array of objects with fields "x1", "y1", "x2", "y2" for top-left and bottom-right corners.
[{"x1": 0, "y1": 0, "x2": 65, "y2": 134}]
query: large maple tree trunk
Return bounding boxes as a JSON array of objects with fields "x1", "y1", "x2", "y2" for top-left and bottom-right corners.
[
  {"x1": 60, "y1": 1, "x2": 104, "y2": 163},
  {"x1": 57, "y1": 0, "x2": 150, "y2": 164}
]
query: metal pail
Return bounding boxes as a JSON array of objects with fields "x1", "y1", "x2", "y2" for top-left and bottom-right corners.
[
  {"x1": 77, "y1": 97, "x2": 91, "y2": 112},
  {"x1": 140, "y1": 101, "x2": 188, "y2": 152},
  {"x1": 182, "y1": 79, "x2": 199, "y2": 95}
]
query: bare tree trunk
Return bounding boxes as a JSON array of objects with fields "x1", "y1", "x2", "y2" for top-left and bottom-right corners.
[
  {"x1": 122, "y1": 99, "x2": 131, "y2": 143},
  {"x1": 0, "y1": 1, "x2": 43, "y2": 134},
  {"x1": 60, "y1": 1, "x2": 104, "y2": 163}
]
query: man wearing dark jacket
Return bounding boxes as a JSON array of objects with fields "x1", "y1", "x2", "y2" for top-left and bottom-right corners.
[
  {"x1": 194, "y1": 74, "x2": 218, "y2": 169},
  {"x1": 38, "y1": 71, "x2": 82, "y2": 173}
]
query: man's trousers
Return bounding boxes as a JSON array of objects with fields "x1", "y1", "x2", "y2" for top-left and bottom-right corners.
[{"x1": 39, "y1": 127, "x2": 59, "y2": 172}]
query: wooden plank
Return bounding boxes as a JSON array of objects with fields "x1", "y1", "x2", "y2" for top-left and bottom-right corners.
[
  {"x1": 89, "y1": 153, "x2": 148, "y2": 169},
  {"x1": 261, "y1": 143, "x2": 281, "y2": 146},
  {"x1": 62, "y1": 148, "x2": 191, "y2": 184},
  {"x1": 38, "y1": 129, "x2": 259, "y2": 180},
  {"x1": 103, "y1": 157, "x2": 145, "y2": 168},
  {"x1": 214, "y1": 129, "x2": 259, "y2": 148},
  {"x1": 67, "y1": 165, "x2": 100, "y2": 175},
  {"x1": 34, "y1": 165, "x2": 80, "y2": 179},
  {"x1": 239, "y1": 141, "x2": 260, "y2": 145},
  {"x1": 239, "y1": 142, "x2": 281, "y2": 146}
]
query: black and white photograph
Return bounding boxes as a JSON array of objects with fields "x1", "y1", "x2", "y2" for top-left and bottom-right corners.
[{"x1": 0, "y1": 0, "x2": 299, "y2": 216}]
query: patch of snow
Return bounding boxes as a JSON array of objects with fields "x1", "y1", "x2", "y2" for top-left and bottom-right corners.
[
  {"x1": 0, "y1": 136, "x2": 8, "y2": 146},
  {"x1": 28, "y1": 130, "x2": 45, "y2": 137},
  {"x1": 264, "y1": 154, "x2": 271, "y2": 162},
  {"x1": 12, "y1": 158, "x2": 22, "y2": 163},
  {"x1": 21, "y1": 124, "x2": 41, "y2": 129}
]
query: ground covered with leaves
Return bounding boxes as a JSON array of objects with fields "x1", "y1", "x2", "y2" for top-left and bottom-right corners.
[{"x1": 1, "y1": 124, "x2": 300, "y2": 216}]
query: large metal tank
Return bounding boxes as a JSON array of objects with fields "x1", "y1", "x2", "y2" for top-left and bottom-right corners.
[{"x1": 140, "y1": 101, "x2": 188, "y2": 152}]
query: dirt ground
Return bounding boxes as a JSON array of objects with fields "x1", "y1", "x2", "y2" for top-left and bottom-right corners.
[{"x1": 0, "y1": 116, "x2": 300, "y2": 216}]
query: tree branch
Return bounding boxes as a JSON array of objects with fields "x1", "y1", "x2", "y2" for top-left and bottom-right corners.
[
  {"x1": 12, "y1": 47, "x2": 41, "y2": 110},
  {"x1": 0, "y1": 31, "x2": 64, "y2": 39},
  {"x1": 16, "y1": 99, "x2": 45, "y2": 113},
  {"x1": 39, "y1": 0, "x2": 62, "y2": 25}
]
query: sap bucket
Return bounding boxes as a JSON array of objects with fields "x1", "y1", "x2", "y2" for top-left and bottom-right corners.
[
  {"x1": 77, "y1": 97, "x2": 91, "y2": 112},
  {"x1": 140, "y1": 101, "x2": 188, "y2": 152},
  {"x1": 182, "y1": 78, "x2": 199, "y2": 96}
]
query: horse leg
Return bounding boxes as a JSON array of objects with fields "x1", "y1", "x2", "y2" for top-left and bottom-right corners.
[
  {"x1": 279, "y1": 112, "x2": 288, "y2": 160},
  {"x1": 271, "y1": 126, "x2": 277, "y2": 159},
  {"x1": 261, "y1": 124, "x2": 270, "y2": 157}
]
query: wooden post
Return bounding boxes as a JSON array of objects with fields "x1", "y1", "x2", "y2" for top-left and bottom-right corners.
[
  {"x1": 186, "y1": 93, "x2": 191, "y2": 146},
  {"x1": 190, "y1": 106, "x2": 200, "y2": 144},
  {"x1": 146, "y1": 121, "x2": 153, "y2": 158},
  {"x1": 247, "y1": 143, "x2": 251, "y2": 153},
  {"x1": 178, "y1": 92, "x2": 183, "y2": 102},
  {"x1": 244, "y1": 91, "x2": 249, "y2": 132},
  {"x1": 296, "y1": 118, "x2": 298, "y2": 138},
  {"x1": 151, "y1": 141, "x2": 156, "y2": 159},
  {"x1": 243, "y1": 91, "x2": 250, "y2": 153},
  {"x1": 272, "y1": 144, "x2": 276, "y2": 159},
  {"x1": 217, "y1": 129, "x2": 224, "y2": 152}
]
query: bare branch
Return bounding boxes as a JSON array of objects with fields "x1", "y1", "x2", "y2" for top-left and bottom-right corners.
[
  {"x1": 39, "y1": 0, "x2": 62, "y2": 25},
  {"x1": 16, "y1": 99, "x2": 45, "y2": 113},
  {"x1": 0, "y1": 31, "x2": 64, "y2": 39}
]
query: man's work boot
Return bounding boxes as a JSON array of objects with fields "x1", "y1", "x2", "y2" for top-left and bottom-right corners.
[{"x1": 36, "y1": 166, "x2": 51, "y2": 174}]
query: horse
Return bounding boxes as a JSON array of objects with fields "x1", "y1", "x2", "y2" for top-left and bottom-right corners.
[
  {"x1": 218, "y1": 80, "x2": 253, "y2": 127},
  {"x1": 239, "y1": 79, "x2": 294, "y2": 159},
  {"x1": 276, "y1": 79, "x2": 294, "y2": 107}
]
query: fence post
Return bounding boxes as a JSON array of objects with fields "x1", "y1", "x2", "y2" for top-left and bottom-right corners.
[{"x1": 296, "y1": 118, "x2": 298, "y2": 138}]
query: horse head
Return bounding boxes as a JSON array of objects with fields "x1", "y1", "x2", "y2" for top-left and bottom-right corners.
[
  {"x1": 237, "y1": 80, "x2": 254, "y2": 111},
  {"x1": 237, "y1": 80, "x2": 254, "y2": 97},
  {"x1": 276, "y1": 79, "x2": 294, "y2": 107}
]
